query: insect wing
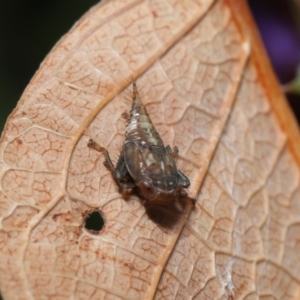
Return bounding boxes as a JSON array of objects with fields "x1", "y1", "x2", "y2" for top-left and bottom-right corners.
[
  {"x1": 123, "y1": 141, "x2": 145, "y2": 179},
  {"x1": 123, "y1": 141, "x2": 179, "y2": 190}
]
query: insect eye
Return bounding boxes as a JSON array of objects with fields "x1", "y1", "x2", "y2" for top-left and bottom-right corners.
[{"x1": 139, "y1": 180, "x2": 157, "y2": 199}]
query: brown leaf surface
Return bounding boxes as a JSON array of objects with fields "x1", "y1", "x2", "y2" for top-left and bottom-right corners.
[{"x1": 1, "y1": 0, "x2": 300, "y2": 299}]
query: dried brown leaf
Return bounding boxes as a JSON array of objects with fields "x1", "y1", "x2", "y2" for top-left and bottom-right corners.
[{"x1": 1, "y1": 0, "x2": 300, "y2": 299}]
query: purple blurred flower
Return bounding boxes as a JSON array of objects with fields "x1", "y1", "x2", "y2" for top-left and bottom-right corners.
[{"x1": 249, "y1": 0, "x2": 300, "y2": 83}]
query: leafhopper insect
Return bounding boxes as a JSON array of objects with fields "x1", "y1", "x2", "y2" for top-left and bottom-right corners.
[{"x1": 88, "y1": 82, "x2": 194, "y2": 206}]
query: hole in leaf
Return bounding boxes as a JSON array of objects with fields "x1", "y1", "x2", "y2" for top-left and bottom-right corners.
[{"x1": 83, "y1": 210, "x2": 105, "y2": 233}]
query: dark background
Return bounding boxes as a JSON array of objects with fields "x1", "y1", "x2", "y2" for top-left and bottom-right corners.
[
  {"x1": 1, "y1": 0, "x2": 300, "y2": 133},
  {"x1": 0, "y1": 0, "x2": 100, "y2": 132},
  {"x1": 0, "y1": 1, "x2": 300, "y2": 299}
]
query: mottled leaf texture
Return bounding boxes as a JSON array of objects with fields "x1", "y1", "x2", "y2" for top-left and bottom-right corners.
[{"x1": 1, "y1": 0, "x2": 300, "y2": 299}]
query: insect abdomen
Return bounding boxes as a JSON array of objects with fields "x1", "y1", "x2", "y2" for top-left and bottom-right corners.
[{"x1": 125, "y1": 84, "x2": 164, "y2": 147}]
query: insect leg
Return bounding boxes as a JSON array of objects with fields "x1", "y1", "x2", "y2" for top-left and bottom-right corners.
[
  {"x1": 166, "y1": 145, "x2": 179, "y2": 160},
  {"x1": 115, "y1": 149, "x2": 130, "y2": 179},
  {"x1": 172, "y1": 146, "x2": 179, "y2": 158},
  {"x1": 88, "y1": 139, "x2": 114, "y2": 172},
  {"x1": 177, "y1": 190, "x2": 196, "y2": 207},
  {"x1": 99, "y1": 148, "x2": 135, "y2": 190},
  {"x1": 186, "y1": 196, "x2": 196, "y2": 206},
  {"x1": 121, "y1": 112, "x2": 130, "y2": 121},
  {"x1": 88, "y1": 139, "x2": 104, "y2": 152},
  {"x1": 114, "y1": 150, "x2": 136, "y2": 189},
  {"x1": 88, "y1": 139, "x2": 134, "y2": 190}
]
